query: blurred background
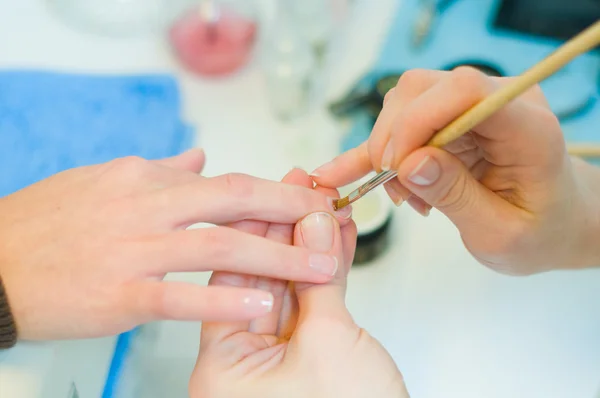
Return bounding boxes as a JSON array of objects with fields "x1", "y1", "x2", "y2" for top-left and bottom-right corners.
[{"x1": 1, "y1": 1, "x2": 600, "y2": 398}]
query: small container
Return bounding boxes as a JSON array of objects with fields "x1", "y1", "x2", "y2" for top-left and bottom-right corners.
[
  {"x1": 339, "y1": 174, "x2": 395, "y2": 265},
  {"x1": 169, "y1": 1, "x2": 258, "y2": 76}
]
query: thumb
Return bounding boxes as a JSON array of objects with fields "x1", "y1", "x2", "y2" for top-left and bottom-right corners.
[
  {"x1": 397, "y1": 147, "x2": 513, "y2": 231},
  {"x1": 292, "y1": 212, "x2": 352, "y2": 323}
]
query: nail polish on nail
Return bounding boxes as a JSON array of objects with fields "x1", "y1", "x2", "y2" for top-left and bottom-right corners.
[
  {"x1": 383, "y1": 87, "x2": 396, "y2": 106},
  {"x1": 329, "y1": 197, "x2": 352, "y2": 219},
  {"x1": 309, "y1": 253, "x2": 339, "y2": 276},
  {"x1": 384, "y1": 180, "x2": 404, "y2": 206},
  {"x1": 301, "y1": 212, "x2": 335, "y2": 252},
  {"x1": 406, "y1": 195, "x2": 431, "y2": 217},
  {"x1": 301, "y1": 212, "x2": 339, "y2": 276},
  {"x1": 380, "y1": 141, "x2": 394, "y2": 171},
  {"x1": 408, "y1": 156, "x2": 440, "y2": 186},
  {"x1": 243, "y1": 292, "x2": 274, "y2": 313}
]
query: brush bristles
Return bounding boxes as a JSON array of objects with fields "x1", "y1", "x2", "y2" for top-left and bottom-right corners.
[{"x1": 333, "y1": 197, "x2": 350, "y2": 211}]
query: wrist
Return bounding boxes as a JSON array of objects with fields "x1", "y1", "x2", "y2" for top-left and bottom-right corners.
[
  {"x1": 0, "y1": 275, "x2": 18, "y2": 348},
  {"x1": 570, "y1": 157, "x2": 600, "y2": 269}
]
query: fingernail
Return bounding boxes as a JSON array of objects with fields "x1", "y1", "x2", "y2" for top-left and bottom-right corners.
[
  {"x1": 406, "y1": 195, "x2": 431, "y2": 217},
  {"x1": 310, "y1": 161, "x2": 334, "y2": 177},
  {"x1": 244, "y1": 291, "x2": 274, "y2": 314},
  {"x1": 383, "y1": 88, "x2": 396, "y2": 106},
  {"x1": 408, "y1": 156, "x2": 440, "y2": 186},
  {"x1": 380, "y1": 140, "x2": 394, "y2": 171},
  {"x1": 383, "y1": 179, "x2": 404, "y2": 206},
  {"x1": 329, "y1": 197, "x2": 352, "y2": 219},
  {"x1": 301, "y1": 212, "x2": 338, "y2": 275}
]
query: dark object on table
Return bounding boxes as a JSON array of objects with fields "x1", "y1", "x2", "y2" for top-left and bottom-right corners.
[
  {"x1": 443, "y1": 59, "x2": 505, "y2": 76},
  {"x1": 493, "y1": 0, "x2": 600, "y2": 45},
  {"x1": 329, "y1": 73, "x2": 403, "y2": 118},
  {"x1": 354, "y1": 213, "x2": 393, "y2": 265}
]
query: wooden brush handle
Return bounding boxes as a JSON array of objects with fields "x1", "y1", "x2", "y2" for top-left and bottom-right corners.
[
  {"x1": 568, "y1": 144, "x2": 600, "y2": 159},
  {"x1": 427, "y1": 20, "x2": 600, "y2": 148}
]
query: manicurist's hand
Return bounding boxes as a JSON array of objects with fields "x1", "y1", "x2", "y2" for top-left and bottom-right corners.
[
  {"x1": 0, "y1": 149, "x2": 352, "y2": 341},
  {"x1": 311, "y1": 68, "x2": 600, "y2": 274},
  {"x1": 189, "y1": 169, "x2": 408, "y2": 398}
]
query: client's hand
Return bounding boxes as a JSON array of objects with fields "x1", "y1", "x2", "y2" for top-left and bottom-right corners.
[
  {"x1": 0, "y1": 150, "x2": 352, "y2": 342},
  {"x1": 189, "y1": 169, "x2": 408, "y2": 398}
]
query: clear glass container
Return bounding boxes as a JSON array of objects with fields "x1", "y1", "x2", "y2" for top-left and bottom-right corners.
[
  {"x1": 260, "y1": 15, "x2": 316, "y2": 121},
  {"x1": 280, "y1": 0, "x2": 336, "y2": 64},
  {"x1": 46, "y1": 0, "x2": 181, "y2": 37}
]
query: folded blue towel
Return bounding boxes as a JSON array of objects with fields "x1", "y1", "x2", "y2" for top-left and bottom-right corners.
[{"x1": 0, "y1": 70, "x2": 194, "y2": 197}]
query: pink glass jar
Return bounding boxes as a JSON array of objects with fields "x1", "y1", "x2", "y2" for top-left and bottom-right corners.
[{"x1": 169, "y1": 2, "x2": 258, "y2": 77}]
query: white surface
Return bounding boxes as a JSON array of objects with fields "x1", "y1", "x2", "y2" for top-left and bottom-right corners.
[{"x1": 1, "y1": 1, "x2": 600, "y2": 398}]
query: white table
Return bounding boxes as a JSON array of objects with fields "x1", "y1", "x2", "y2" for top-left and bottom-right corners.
[{"x1": 1, "y1": 1, "x2": 600, "y2": 397}]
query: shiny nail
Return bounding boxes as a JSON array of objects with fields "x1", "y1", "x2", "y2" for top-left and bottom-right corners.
[
  {"x1": 384, "y1": 180, "x2": 404, "y2": 206},
  {"x1": 380, "y1": 141, "x2": 394, "y2": 171},
  {"x1": 406, "y1": 195, "x2": 431, "y2": 217},
  {"x1": 244, "y1": 292, "x2": 274, "y2": 314},
  {"x1": 301, "y1": 212, "x2": 335, "y2": 252},
  {"x1": 329, "y1": 197, "x2": 352, "y2": 219},
  {"x1": 301, "y1": 212, "x2": 339, "y2": 276},
  {"x1": 408, "y1": 156, "x2": 440, "y2": 186}
]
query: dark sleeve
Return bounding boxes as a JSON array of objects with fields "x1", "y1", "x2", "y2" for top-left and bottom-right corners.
[{"x1": 0, "y1": 276, "x2": 17, "y2": 349}]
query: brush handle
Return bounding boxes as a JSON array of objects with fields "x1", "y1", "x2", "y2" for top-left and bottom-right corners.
[
  {"x1": 568, "y1": 144, "x2": 600, "y2": 159},
  {"x1": 427, "y1": 20, "x2": 600, "y2": 148}
]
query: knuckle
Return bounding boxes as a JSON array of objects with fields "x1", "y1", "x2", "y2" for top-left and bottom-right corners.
[
  {"x1": 450, "y1": 66, "x2": 490, "y2": 94},
  {"x1": 221, "y1": 173, "x2": 255, "y2": 201},
  {"x1": 105, "y1": 155, "x2": 149, "y2": 179},
  {"x1": 145, "y1": 285, "x2": 171, "y2": 320},
  {"x1": 396, "y1": 68, "x2": 429, "y2": 90},
  {"x1": 200, "y1": 227, "x2": 231, "y2": 261},
  {"x1": 435, "y1": 169, "x2": 472, "y2": 212}
]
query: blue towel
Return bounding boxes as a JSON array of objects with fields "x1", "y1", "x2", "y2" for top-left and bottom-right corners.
[
  {"x1": 0, "y1": 70, "x2": 195, "y2": 197},
  {"x1": 341, "y1": 0, "x2": 600, "y2": 154}
]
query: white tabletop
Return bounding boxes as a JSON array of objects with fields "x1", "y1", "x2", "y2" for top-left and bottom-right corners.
[{"x1": 1, "y1": 1, "x2": 600, "y2": 398}]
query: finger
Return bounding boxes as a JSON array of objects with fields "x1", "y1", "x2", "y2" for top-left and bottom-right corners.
[
  {"x1": 371, "y1": 69, "x2": 444, "y2": 172},
  {"x1": 313, "y1": 184, "x2": 357, "y2": 271},
  {"x1": 145, "y1": 226, "x2": 340, "y2": 283},
  {"x1": 309, "y1": 142, "x2": 373, "y2": 188},
  {"x1": 293, "y1": 212, "x2": 353, "y2": 324},
  {"x1": 149, "y1": 173, "x2": 353, "y2": 228},
  {"x1": 199, "y1": 272, "x2": 258, "y2": 349},
  {"x1": 124, "y1": 279, "x2": 271, "y2": 324},
  {"x1": 377, "y1": 67, "x2": 564, "y2": 171},
  {"x1": 396, "y1": 146, "x2": 522, "y2": 235},
  {"x1": 153, "y1": 148, "x2": 206, "y2": 173}
]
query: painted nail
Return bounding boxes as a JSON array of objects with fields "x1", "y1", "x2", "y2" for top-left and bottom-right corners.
[
  {"x1": 329, "y1": 197, "x2": 352, "y2": 219},
  {"x1": 243, "y1": 291, "x2": 274, "y2": 314},
  {"x1": 302, "y1": 212, "x2": 335, "y2": 252},
  {"x1": 383, "y1": 87, "x2": 396, "y2": 106},
  {"x1": 383, "y1": 179, "x2": 405, "y2": 206},
  {"x1": 408, "y1": 156, "x2": 440, "y2": 186},
  {"x1": 406, "y1": 195, "x2": 431, "y2": 217},
  {"x1": 301, "y1": 212, "x2": 339, "y2": 275},
  {"x1": 310, "y1": 161, "x2": 334, "y2": 177},
  {"x1": 380, "y1": 140, "x2": 394, "y2": 171}
]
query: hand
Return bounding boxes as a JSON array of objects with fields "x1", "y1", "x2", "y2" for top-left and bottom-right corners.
[
  {"x1": 189, "y1": 169, "x2": 408, "y2": 398},
  {"x1": 0, "y1": 149, "x2": 352, "y2": 341},
  {"x1": 310, "y1": 68, "x2": 600, "y2": 274}
]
